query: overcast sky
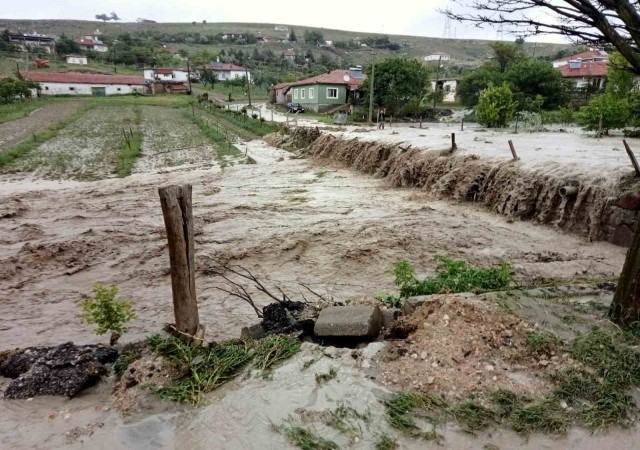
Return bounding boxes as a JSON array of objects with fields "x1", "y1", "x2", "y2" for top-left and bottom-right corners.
[{"x1": 2, "y1": 0, "x2": 564, "y2": 42}]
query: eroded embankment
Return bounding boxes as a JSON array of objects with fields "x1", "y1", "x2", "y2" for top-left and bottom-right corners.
[{"x1": 277, "y1": 131, "x2": 640, "y2": 246}]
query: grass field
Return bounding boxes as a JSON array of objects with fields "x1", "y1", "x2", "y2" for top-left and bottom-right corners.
[{"x1": 0, "y1": 98, "x2": 55, "y2": 124}]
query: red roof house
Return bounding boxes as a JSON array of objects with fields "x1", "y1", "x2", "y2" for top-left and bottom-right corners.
[{"x1": 22, "y1": 71, "x2": 146, "y2": 96}]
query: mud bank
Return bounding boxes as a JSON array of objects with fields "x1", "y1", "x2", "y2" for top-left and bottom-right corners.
[{"x1": 304, "y1": 133, "x2": 640, "y2": 246}]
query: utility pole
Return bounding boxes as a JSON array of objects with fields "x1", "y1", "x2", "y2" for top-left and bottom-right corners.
[
  {"x1": 187, "y1": 60, "x2": 193, "y2": 95},
  {"x1": 433, "y1": 54, "x2": 442, "y2": 110},
  {"x1": 367, "y1": 51, "x2": 376, "y2": 124},
  {"x1": 245, "y1": 65, "x2": 252, "y2": 107}
]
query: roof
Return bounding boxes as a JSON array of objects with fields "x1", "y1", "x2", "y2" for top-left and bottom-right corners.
[
  {"x1": 286, "y1": 70, "x2": 365, "y2": 90},
  {"x1": 205, "y1": 63, "x2": 247, "y2": 72},
  {"x1": 22, "y1": 71, "x2": 146, "y2": 85},
  {"x1": 555, "y1": 50, "x2": 608, "y2": 64},
  {"x1": 558, "y1": 61, "x2": 608, "y2": 78},
  {"x1": 273, "y1": 82, "x2": 293, "y2": 90},
  {"x1": 76, "y1": 37, "x2": 104, "y2": 46}
]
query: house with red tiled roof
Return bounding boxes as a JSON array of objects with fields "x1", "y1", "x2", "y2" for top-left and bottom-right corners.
[
  {"x1": 143, "y1": 68, "x2": 189, "y2": 82},
  {"x1": 75, "y1": 35, "x2": 108, "y2": 53},
  {"x1": 22, "y1": 71, "x2": 146, "y2": 96},
  {"x1": 203, "y1": 61, "x2": 250, "y2": 81},
  {"x1": 552, "y1": 49, "x2": 608, "y2": 68},
  {"x1": 281, "y1": 68, "x2": 366, "y2": 111},
  {"x1": 557, "y1": 60, "x2": 608, "y2": 91}
]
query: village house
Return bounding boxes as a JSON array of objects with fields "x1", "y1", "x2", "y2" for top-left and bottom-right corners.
[
  {"x1": 143, "y1": 68, "x2": 189, "y2": 82},
  {"x1": 221, "y1": 32, "x2": 243, "y2": 41},
  {"x1": 284, "y1": 49, "x2": 296, "y2": 64},
  {"x1": 203, "y1": 62, "x2": 250, "y2": 81},
  {"x1": 553, "y1": 49, "x2": 608, "y2": 68},
  {"x1": 272, "y1": 82, "x2": 293, "y2": 104},
  {"x1": 281, "y1": 68, "x2": 365, "y2": 112},
  {"x1": 75, "y1": 35, "x2": 108, "y2": 53},
  {"x1": 65, "y1": 55, "x2": 88, "y2": 65},
  {"x1": 432, "y1": 78, "x2": 458, "y2": 103},
  {"x1": 8, "y1": 32, "x2": 55, "y2": 53},
  {"x1": 425, "y1": 52, "x2": 451, "y2": 62},
  {"x1": 22, "y1": 72, "x2": 146, "y2": 96},
  {"x1": 558, "y1": 59, "x2": 608, "y2": 91}
]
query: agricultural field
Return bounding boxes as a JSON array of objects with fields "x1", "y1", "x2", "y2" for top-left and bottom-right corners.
[{"x1": 1, "y1": 105, "x2": 137, "y2": 180}]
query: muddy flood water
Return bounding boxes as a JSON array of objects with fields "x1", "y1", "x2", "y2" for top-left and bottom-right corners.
[{"x1": 0, "y1": 134, "x2": 636, "y2": 448}]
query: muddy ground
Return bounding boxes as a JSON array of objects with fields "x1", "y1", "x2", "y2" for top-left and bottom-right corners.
[
  {"x1": 0, "y1": 104, "x2": 636, "y2": 448},
  {"x1": 0, "y1": 101, "x2": 84, "y2": 152}
]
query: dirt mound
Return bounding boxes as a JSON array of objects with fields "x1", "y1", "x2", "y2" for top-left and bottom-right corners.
[
  {"x1": 376, "y1": 296, "x2": 566, "y2": 400},
  {"x1": 1, "y1": 342, "x2": 117, "y2": 399},
  {"x1": 306, "y1": 134, "x2": 637, "y2": 245}
]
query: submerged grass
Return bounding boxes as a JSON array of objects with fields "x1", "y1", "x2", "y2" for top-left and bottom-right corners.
[
  {"x1": 274, "y1": 422, "x2": 339, "y2": 450},
  {"x1": 375, "y1": 433, "x2": 398, "y2": 450},
  {"x1": 328, "y1": 403, "x2": 371, "y2": 438},
  {"x1": 115, "y1": 106, "x2": 143, "y2": 177},
  {"x1": 147, "y1": 333, "x2": 301, "y2": 405},
  {"x1": 392, "y1": 257, "x2": 512, "y2": 298},
  {"x1": 202, "y1": 106, "x2": 278, "y2": 138},
  {"x1": 0, "y1": 104, "x2": 91, "y2": 168},
  {"x1": 384, "y1": 392, "x2": 446, "y2": 439},
  {"x1": 315, "y1": 367, "x2": 338, "y2": 385}
]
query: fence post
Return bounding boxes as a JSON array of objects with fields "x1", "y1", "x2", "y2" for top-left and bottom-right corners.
[
  {"x1": 623, "y1": 140, "x2": 640, "y2": 177},
  {"x1": 158, "y1": 184, "x2": 201, "y2": 342},
  {"x1": 508, "y1": 140, "x2": 520, "y2": 161}
]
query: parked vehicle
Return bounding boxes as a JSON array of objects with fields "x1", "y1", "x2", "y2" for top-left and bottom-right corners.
[{"x1": 286, "y1": 102, "x2": 305, "y2": 113}]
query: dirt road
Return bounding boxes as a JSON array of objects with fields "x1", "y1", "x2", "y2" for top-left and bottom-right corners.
[{"x1": 0, "y1": 101, "x2": 85, "y2": 152}]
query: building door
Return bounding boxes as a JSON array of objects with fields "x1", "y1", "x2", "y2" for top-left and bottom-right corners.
[{"x1": 91, "y1": 87, "x2": 106, "y2": 97}]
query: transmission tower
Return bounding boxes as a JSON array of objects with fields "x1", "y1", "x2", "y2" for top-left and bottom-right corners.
[{"x1": 443, "y1": 17, "x2": 453, "y2": 39}]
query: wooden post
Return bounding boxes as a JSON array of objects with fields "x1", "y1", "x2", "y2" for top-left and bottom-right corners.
[
  {"x1": 158, "y1": 185, "x2": 200, "y2": 341},
  {"x1": 461, "y1": 119, "x2": 464, "y2": 132},
  {"x1": 623, "y1": 140, "x2": 640, "y2": 177},
  {"x1": 419, "y1": 115, "x2": 423, "y2": 129},
  {"x1": 508, "y1": 140, "x2": 519, "y2": 161},
  {"x1": 271, "y1": 110, "x2": 274, "y2": 122},
  {"x1": 598, "y1": 114, "x2": 603, "y2": 139},
  {"x1": 259, "y1": 109, "x2": 262, "y2": 120},
  {"x1": 451, "y1": 133, "x2": 457, "y2": 151}
]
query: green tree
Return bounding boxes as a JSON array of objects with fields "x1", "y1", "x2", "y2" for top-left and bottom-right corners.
[
  {"x1": 476, "y1": 83, "x2": 517, "y2": 128},
  {"x1": 0, "y1": 29, "x2": 18, "y2": 54},
  {"x1": 457, "y1": 66, "x2": 503, "y2": 108},
  {"x1": 606, "y1": 52, "x2": 636, "y2": 98},
  {"x1": 577, "y1": 93, "x2": 630, "y2": 135},
  {"x1": 360, "y1": 57, "x2": 431, "y2": 115},
  {"x1": 0, "y1": 77, "x2": 38, "y2": 104},
  {"x1": 289, "y1": 29, "x2": 297, "y2": 42},
  {"x1": 490, "y1": 42, "x2": 525, "y2": 73},
  {"x1": 55, "y1": 33, "x2": 81, "y2": 55},
  {"x1": 304, "y1": 30, "x2": 324, "y2": 46},
  {"x1": 95, "y1": 13, "x2": 111, "y2": 22},
  {"x1": 199, "y1": 67, "x2": 217, "y2": 88},
  {"x1": 506, "y1": 58, "x2": 572, "y2": 110}
]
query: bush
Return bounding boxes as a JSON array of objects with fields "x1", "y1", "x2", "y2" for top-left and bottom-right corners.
[
  {"x1": 79, "y1": 284, "x2": 135, "y2": 343},
  {"x1": 251, "y1": 113, "x2": 258, "y2": 119},
  {"x1": 476, "y1": 83, "x2": 517, "y2": 128},
  {"x1": 516, "y1": 111, "x2": 543, "y2": 132},
  {"x1": 577, "y1": 93, "x2": 630, "y2": 135}
]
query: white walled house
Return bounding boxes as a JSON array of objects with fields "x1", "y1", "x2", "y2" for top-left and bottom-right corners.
[
  {"x1": 553, "y1": 49, "x2": 608, "y2": 68},
  {"x1": 143, "y1": 68, "x2": 189, "y2": 82},
  {"x1": 66, "y1": 55, "x2": 88, "y2": 65},
  {"x1": 432, "y1": 78, "x2": 458, "y2": 103},
  {"x1": 425, "y1": 53, "x2": 451, "y2": 62},
  {"x1": 204, "y1": 62, "x2": 250, "y2": 81},
  {"x1": 22, "y1": 72, "x2": 146, "y2": 96},
  {"x1": 75, "y1": 36, "x2": 109, "y2": 53}
]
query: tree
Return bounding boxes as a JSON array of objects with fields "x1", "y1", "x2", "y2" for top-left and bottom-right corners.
[
  {"x1": 490, "y1": 42, "x2": 525, "y2": 73},
  {"x1": 110, "y1": 12, "x2": 120, "y2": 22},
  {"x1": 289, "y1": 29, "x2": 297, "y2": 42},
  {"x1": 506, "y1": 59, "x2": 573, "y2": 110},
  {"x1": 457, "y1": 66, "x2": 503, "y2": 108},
  {"x1": 606, "y1": 52, "x2": 636, "y2": 98},
  {"x1": 515, "y1": 37, "x2": 525, "y2": 46},
  {"x1": 95, "y1": 13, "x2": 110, "y2": 22},
  {"x1": 442, "y1": 0, "x2": 640, "y2": 76},
  {"x1": 80, "y1": 284, "x2": 135, "y2": 344},
  {"x1": 55, "y1": 33, "x2": 81, "y2": 56},
  {"x1": 304, "y1": 30, "x2": 324, "y2": 46},
  {"x1": 0, "y1": 77, "x2": 38, "y2": 104},
  {"x1": 577, "y1": 93, "x2": 629, "y2": 135},
  {"x1": 0, "y1": 29, "x2": 18, "y2": 54},
  {"x1": 360, "y1": 57, "x2": 431, "y2": 115},
  {"x1": 476, "y1": 83, "x2": 517, "y2": 128},
  {"x1": 199, "y1": 67, "x2": 217, "y2": 89}
]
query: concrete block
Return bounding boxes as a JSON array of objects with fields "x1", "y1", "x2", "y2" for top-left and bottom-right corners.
[
  {"x1": 381, "y1": 308, "x2": 401, "y2": 329},
  {"x1": 314, "y1": 306, "x2": 382, "y2": 338}
]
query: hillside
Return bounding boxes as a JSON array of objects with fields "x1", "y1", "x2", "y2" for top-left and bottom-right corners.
[{"x1": 0, "y1": 19, "x2": 569, "y2": 66}]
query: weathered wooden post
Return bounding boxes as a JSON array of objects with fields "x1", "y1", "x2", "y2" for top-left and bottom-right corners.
[
  {"x1": 508, "y1": 140, "x2": 519, "y2": 161},
  {"x1": 451, "y1": 133, "x2": 457, "y2": 151},
  {"x1": 271, "y1": 110, "x2": 274, "y2": 122},
  {"x1": 461, "y1": 118, "x2": 464, "y2": 132},
  {"x1": 158, "y1": 184, "x2": 201, "y2": 342},
  {"x1": 623, "y1": 140, "x2": 640, "y2": 177}
]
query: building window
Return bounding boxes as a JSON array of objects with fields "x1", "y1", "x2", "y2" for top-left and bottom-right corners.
[
  {"x1": 172, "y1": 74, "x2": 176, "y2": 79},
  {"x1": 45, "y1": 86, "x2": 49, "y2": 91},
  {"x1": 326, "y1": 87, "x2": 339, "y2": 99},
  {"x1": 301, "y1": 88, "x2": 306, "y2": 99},
  {"x1": 294, "y1": 88, "x2": 299, "y2": 99},
  {"x1": 309, "y1": 88, "x2": 314, "y2": 99},
  {"x1": 69, "y1": 87, "x2": 75, "y2": 91},
  {"x1": 117, "y1": 88, "x2": 121, "y2": 91}
]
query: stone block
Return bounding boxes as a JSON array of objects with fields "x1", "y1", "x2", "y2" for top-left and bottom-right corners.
[
  {"x1": 314, "y1": 306, "x2": 382, "y2": 339},
  {"x1": 381, "y1": 308, "x2": 401, "y2": 329},
  {"x1": 240, "y1": 323, "x2": 266, "y2": 340}
]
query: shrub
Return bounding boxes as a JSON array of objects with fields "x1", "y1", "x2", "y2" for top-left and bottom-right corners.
[
  {"x1": 577, "y1": 93, "x2": 630, "y2": 135},
  {"x1": 558, "y1": 107, "x2": 575, "y2": 125},
  {"x1": 251, "y1": 113, "x2": 258, "y2": 119},
  {"x1": 476, "y1": 83, "x2": 517, "y2": 128},
  {"x1": 80, "y1": 284, "x2": 135, "y2": 344},
  {"x1": 516, "y1": 111, "x2": 543, "y2": 132}
]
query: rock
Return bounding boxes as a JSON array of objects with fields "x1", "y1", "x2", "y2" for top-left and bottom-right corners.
[
  {"x1": 261, "y1": 301, "x2": 319, "y2": 336},
  {"x1": 314, "y1": 306, "x2": 382, "y2": 339},
  {"x1": 1, "y1": 342, "x2": 117, "y2": 399},
  {"x1": 610, "y1": 224, "x2": 635, "y2": 247},
  {"x1": 485, "y1": 364, "x2": 495, "y2": 371},
  {"x1": 616, "y1": 192, "x2": 640, "y2": 210},
  {"x1": 411, "y1": 353, "x2": 418, "y2": 359},
  {"x1": 403, "y1": 295, "x2": 438, "y2": 315},
  {"x1": 381, "y1": 308, "x2": 401, "y2": 329},
  {"x1": 427, "y1": 376, "x2": 435, "y2": 384},
  {"x1": 420, "y1": 352, "x2": 428, "y2": 360},
  {"x1": 240, "y1": 323, "x2": 267, "y2": 340},
  {"x1": 361, "y1": 342, "x2": 386, "y2": 359}
]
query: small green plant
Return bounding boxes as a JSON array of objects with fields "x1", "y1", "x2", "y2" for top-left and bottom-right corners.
[
  {"x1": 392, "y1": 257, "x2": 512, "y2": 298},
  {"x1": 558, "y1": 107, "x2": 575, "y2": 125},
  {"x1": 79, "y1": 283, "x2": 135, "y2": 344},
  {"x1": 508, "y1": 400, "x2": 570, "y2": 435},
  {"x1": 375, "y1": 293, "x2": 403, "y2": 308},
  {"x1": 375, "y1": 433, "x2": 398, "y2": 450},
  {"x1": 476, "y1": 82, "x2": 517, "y2": 128},
  {"x1": 315, "y1": 367, "x2": 338, "y2": 385},
  {"x1": 274, "y1": 421, "x2": 339, "y2": 450},
  {"x1": 525, "y1": 330, "x2": 560, "y2": 354},
  {"x1": 448, "y1": 400, "x2": 496, "y2": 431},
  {"x1": 328, "y1": 403, "x2": 371, "y2": 437},
  {"x1": 384, "y1": 392, "x2": 446, "y2": 439}
]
